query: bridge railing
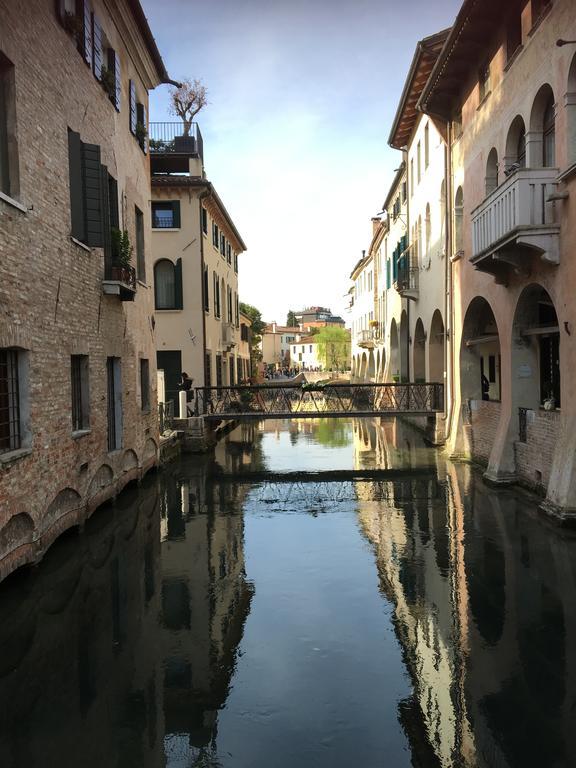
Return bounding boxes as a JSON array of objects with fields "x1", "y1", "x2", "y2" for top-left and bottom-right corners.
[{"x1": 194, "y1": 382, "x2": 444, "y2": 419}]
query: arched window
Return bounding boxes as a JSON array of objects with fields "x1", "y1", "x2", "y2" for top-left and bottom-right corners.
[
  {"x1": 543, "y1": 95, "x2": 555, "y2": 167},
  {"x1": 517, "y1": 127, "x2": 526, "y2": 168},
  {"x1": 154, "y1": 260, "x2": 175, "y2": 309},
  {"x1": 485, "y1": 147, "x2": 499, "y2": 195},
  {"x1": 454, "y1": 187, "x2": 464, "y2": 253},
  {"x1": 505, "y1": 116, "x2": 526, "y2": 172}
]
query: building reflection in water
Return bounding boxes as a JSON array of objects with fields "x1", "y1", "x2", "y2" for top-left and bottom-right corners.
[{"x1": 353, "y1": 416, "x2": 576, "y2": 767}]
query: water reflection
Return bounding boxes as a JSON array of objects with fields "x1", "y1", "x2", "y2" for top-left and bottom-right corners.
[{"x1": 1, "y1": 418, "x2": 576, "y2": 767}]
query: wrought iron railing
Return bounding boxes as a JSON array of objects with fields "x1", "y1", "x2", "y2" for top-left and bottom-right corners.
[
  {"x1": 103, "y1": 260, "x2": 136, "y2": 291},
  {"x1": 395, "y1": 253, "x2": 419, "y2": 294},
  {"x1": 149, "y1": 122, "x2": 204, "y2": 161},
  {"x1": 159, "y1": 400, "x2": 174, "y2": 434},
  {"x1": 194, "y1": 382, "x2": 444, "y2": 419}
]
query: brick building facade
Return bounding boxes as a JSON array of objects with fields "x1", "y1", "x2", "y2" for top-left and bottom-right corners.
[{"x1": 0, "y1": 0, "x2": 171, "y2": 581}]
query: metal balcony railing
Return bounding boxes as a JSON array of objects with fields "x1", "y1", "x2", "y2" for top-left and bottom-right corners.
[
  {"x1": 149, "y1": 122, "x2": 204, "y2": 162},
  {"x1": 357, "y1": 329, "x2": 376, "y2": 347},
  {"x1": 394, "y1": 251, "x2": 419, "y2": 297},
  {"x1": 471, "y1": 167, "x2": 559, "y2": 259},
  {"x1": 102, "y1": 260, "x2": 136, "y2": 300}
]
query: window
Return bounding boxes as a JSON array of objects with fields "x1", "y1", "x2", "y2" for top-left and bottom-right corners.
[
  {"x1": 309, "y1": 345, "x2": 312, "y2": 353},
  {"x1": 68, "y1": 130, "x2": 106, "y2": 246},
  {"x1": 417, "y1": 141, "x2": 421, "y2": 182},
  {"x1": 220, "y1": 232, "x2": 226, "y2": 256},
  {"x1": 479, "y1": 61, "x2": 491, "y2": 102},
  {"x1": 154, "y1": 259, "x2": 183, "y2": 310},
  {"x1": 543, "y1": 95, "x2": 555, "y2": 167},
  {"x1": 506, "y1": 10, "x2": 522, "y2": 61},
  {"x1": 0, "y1": 52, "x2": 17, "y2": 198},
  {"x1": 233, "y1": 252, "x2": 238, "y2": 273},
  {"x1": 226, "y1": 242, "x2": 232, "y2": 264},
  {"x1": 203, "y1": 265, "x2": 209, "y2": 311},
  {"x1": 410, "y1": 159, "x2": 414, "y2": 195},
  {"x1": 424, "y1": 123, "x2": 429, "y2": 168},
  {"x1": 205, "y1": 352, "x2": 212, "y2": 387},
  {"x1": 152, "y1": 201, "x2": 180, "y2": 229},
  {"x1": 241, "y1": 324, "x2": 249, "y2": 342},
  {"x1": 401, "y1": 182, "x2": 407, "y2": 203},
  {"x1": 517, "y1": 127, "x2": 526, "y2": 168},
  {"x1": 135, "y1": 206, "x2": 145, "y2": 282},
  {"x1": 454, "y1": 187, "x2": 464, "y2": 254},
  {"x1": 140, "y1": 358, "x2": 150, "y2": 412},
  {"x1": 213, "y1": 272, "x2": 221, "y2": 318},
  {"x1": 202, "y1": 207, "x2": 208, "y2": 234},
  {"x1": 106, "y1": 356, "x2": 122, "y2": 452},
  {"x1": 212, "y1": 222, "x2": 219, "y2": 247},
  {"x1": 235, "y1": 292, "x2": 239, "y2": 327},
  {"x1": 215, "y1": 354, "x2": 222, "y2": 387},
  {"x1": 237, "y1": 357, "x2": 243, "y2": 383},
  {"x1": 531, "y1": 0, "x2": 551, "y2": 25},
  {"x1": 0, "y1": 348, "x2": 22, "y2": 453},
  {"x1": 136, "y1": 102, "x2": 147, "y2": 153},
  {"x1": 227, "y1": 285, "x2": 233, "y2": 323},
  {"x1": 71, "y1": 355, "x2": 90, "y2": 431}
]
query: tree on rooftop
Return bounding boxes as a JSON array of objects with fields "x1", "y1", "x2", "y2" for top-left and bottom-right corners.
[
  {"x1": 286, "y1": 310, "x2": 298, "y2": 327},
  {"x1": 315, "y1": 326, "x2": 351, "y2": 371},
  {"x1": 169, "y1": 78, "x2": 208, "y2": 136}
]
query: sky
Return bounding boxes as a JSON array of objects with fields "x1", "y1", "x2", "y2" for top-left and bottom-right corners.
[{"x1": 143, "y1": 0, "x2": 461, "y2": 325}]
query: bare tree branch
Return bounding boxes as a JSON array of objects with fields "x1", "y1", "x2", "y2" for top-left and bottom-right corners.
[{"x1": 169, "y1": 78, "x2": 208, "y2": 136}]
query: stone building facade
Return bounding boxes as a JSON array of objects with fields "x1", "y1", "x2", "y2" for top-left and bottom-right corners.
[{"x1": 0, "y1": 0, "x2": 170, "y2": 580}]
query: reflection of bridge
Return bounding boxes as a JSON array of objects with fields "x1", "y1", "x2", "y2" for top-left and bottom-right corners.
[{"x1": 195, "y1": 383, "x2": 444, "y2": 420}]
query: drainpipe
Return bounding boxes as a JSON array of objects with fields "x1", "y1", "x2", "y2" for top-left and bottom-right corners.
[
  {"x1": 444, "y1": 122, "x2": 455, "y2": 437},
  {"x1": 198, "y1": 185, "x2": 211, "y2": 391},
  {"x1": 404, "y1": 150, "x2": 410, "y2": 384}
]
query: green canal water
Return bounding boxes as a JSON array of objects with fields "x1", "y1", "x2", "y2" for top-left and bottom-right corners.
[{"x1": 0, "y1": 418, "x2": 574, "y2": 767}]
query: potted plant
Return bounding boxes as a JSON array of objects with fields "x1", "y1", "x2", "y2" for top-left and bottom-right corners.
[
  {"x1": 100, "y1": 66, "x2": 116, "y2": 100},
  {"x1": 135, "y1": 121, "x2": 147, "y2": 148},
  {"x1": 63, "y1": 10, "x2": 82, "y2": 38},
  {"x1": 110, "y1": 228, "x2": 133, "y2": 284}
]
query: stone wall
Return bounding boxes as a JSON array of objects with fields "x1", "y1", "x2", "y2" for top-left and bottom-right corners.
[
  {"x1": 0, "y1": 0, "x2": 161, "y2": 582},
  {"x1": 468, "y1": 400, "x2": 501, "y2": 466}
]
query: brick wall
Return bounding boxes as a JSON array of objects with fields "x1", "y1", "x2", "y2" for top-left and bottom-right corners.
[
  {"x1": 468, "y1": 399, "x2": 501, "y2": 465},
  {"x1": 0, "y1": 0, "x2": 160, "y2": 582},
  {"x1": 514, "y1": 409, "x2": 560, "y2": 492}
]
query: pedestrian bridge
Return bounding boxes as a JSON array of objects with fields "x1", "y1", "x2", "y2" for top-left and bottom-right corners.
[{"x1": 194, "y1": 382, "x2": 444, "y2": 420}]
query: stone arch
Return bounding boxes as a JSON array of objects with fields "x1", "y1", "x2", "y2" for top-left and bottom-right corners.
[
  {"x1": 512, "y1": 284, "x2": 560, "y2": 408},
  {"x1": 122, "y1": 449, "x2": 139, "y2": 473},
  {"x1": 376, "y1": 350, "x2": 381, "y2": 379},
  {"x1": 413, "y1": 318, "x2": 426, "y2": 382},
  {"x1": 529, "y1": 83, "x2": 556, "y2": 167},
  {"x1": 87, "y1": 464, "x2": 114, "y2": 501},
  {"x1": 504, "y1": 114, "x2": 526, "y2": 171},
  {"x1": 461, "y1": 296, "x2": 501, "y2": 402},
  {"x1": 351, "y1": 356, "x2": 356, "y2": 378},
  {"x1": 485, "y1": 147, "x2": 499, "y2": 195},
  {"x1": 44, "y1": 488, "x2": 82, "y2": 532},
  {"x1": 143, "y1": 437, "x2": 158, "y2": 462},
  {"x1": 428, "y1": 310, "x2": 445, "y2": 383},
  {"x1": 0, "y1": 513, "x2": 35, "y2": 558},
  {"x1": 360, "y1": 352, "x2": 368, "y2": 381},
  {"x1": 379, "y1": 347, "x2": 386, "y2": 382},
  {"x1": 367, "y1": 350, "x2": 375, "y2": 380},
  {"x1": 390, "y1": 319, "x2": 399, "y2": 380},
  {"x1": 400, "y1": 310, "x2": 409, "y2": 382},
  {"x1": 566, "y1": 53, "x2": 576, "y2": 166},
  {"x1": 154, "y1": 258, "x2": 177, "y2": 309}
]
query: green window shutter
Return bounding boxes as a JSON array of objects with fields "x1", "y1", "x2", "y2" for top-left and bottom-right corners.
[
  {"x1": 136, "y1": 102, "x2": 147, "y2": 153},
  {"x1": 108, "y1": 174, "x2": 119, "y2": 231},
  {"x1": 108, "y1": 48, "x2": 121, "y2": 111},
  {"x1": 81, "y1": 141, "x2": 103, "y2": 247},
  {"x1": 81, "y1": 0, "x2": 92, "y2": 66},
  {"x1": 174, "y1": 258, "x2": 183, "y2": 309},
  {"x1": 386, "y1": 260, "x2": 391, "y2": 289},
  {"x1": 100, "y1": 164, "x2": 111, "y2": 261},
  {"x1": 68, "y1": 129, "x2": 85, "y2": 242},
  {"x1": 92, "y1": 14, "x2": 103, "y2": 80},
  {"x1": 129, "y1": 80, "x2": 136, "y2": 134},
  {"x1": 171, "y1": 200, "x2": 181, "y2": 228}
]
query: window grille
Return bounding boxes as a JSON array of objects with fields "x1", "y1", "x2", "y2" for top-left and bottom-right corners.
[{"x1": 0, "y1": 349, "x2": 21, "y2": 453}]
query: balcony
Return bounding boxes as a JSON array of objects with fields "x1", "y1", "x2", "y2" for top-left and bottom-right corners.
[
  {"x1": 221, "y1": 322, "x2": 237, "y2": 349},
  {"x1": 394, "y1": 249, "x2": 419, "y2": 300},
  {"x1": 357, "y1": 329, "x2": 376, "y2": 349},
  {"x1": 149, "y1": 122, "x2": 204, "y2": 174},
  {"x1": 102, "y1": 261, "x2": 136, "y2": 301},
  {"x1": 471, "y1": 167, "x2": 560, "y2": 279}
]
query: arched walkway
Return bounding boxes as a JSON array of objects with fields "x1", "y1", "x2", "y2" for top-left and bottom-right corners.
[
  {"x1": 400, "y1": 311, "x2": 409, "y2": 382},
  {"x1": 390, "y1": 320, "x2": 399, "y2": 381},
  {"x1": 413, "y1": 318, "x2": 426, "y2": 382},
  {"x1": 368, "y1": 350, "x2": 376, "y2": 381},
  {"x1": 461, "y1": 297, "x2": 501, "y2": 402},
  {"x1": 428, "y1": 310, "x2": 445, "y2": 383},
  {"x1": 567, "y1": 53, "x2": 576, "y2": 166}
]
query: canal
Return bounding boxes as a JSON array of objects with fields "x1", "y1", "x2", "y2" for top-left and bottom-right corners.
[{"x1": 0, "y1": 418, "x2": 574, "y2": 767}]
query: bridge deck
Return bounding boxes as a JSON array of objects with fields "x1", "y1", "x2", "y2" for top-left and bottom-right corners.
[{"x1": 194, "y1": 382, "x2": 444, "y2": 420}]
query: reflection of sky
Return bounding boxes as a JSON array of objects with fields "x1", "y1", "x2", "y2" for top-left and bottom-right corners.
[
  {"x1": 216, "y1": 506, "x2": 412, "y2": 768},
  {"x1": 259, "y1": 420, "x2": 355, "y2": 473}
]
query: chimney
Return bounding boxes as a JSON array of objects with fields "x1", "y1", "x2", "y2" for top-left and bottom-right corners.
[{"x1": 371, "y1": 217, "x2": 382, "y2": 236}]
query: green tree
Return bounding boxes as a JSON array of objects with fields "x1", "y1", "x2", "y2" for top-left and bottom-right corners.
[
  {"x1": 286, "y1": 310, "x2": 298, "y2": 327},
  {"x1": 315, "y1": 326, "x2": 351, "y2": 371},
  {"x1": 240, "y1": 302, "x2": 266, "y2": 377}
]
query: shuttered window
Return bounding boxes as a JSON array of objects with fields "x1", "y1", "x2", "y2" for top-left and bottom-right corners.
[
  {"x1": 92, "y1": 14, "x2": 103, "y2": 80},
  {"x1": 81, "y1": 0, "x2": 92, "y2": 66},
  {"x1": 140, "y1": 359, "x2": 150, "y2": 412},
  {"x1": 129, "y1": 79, "x2": 137, "y2": 135},
  {"x1": 135, "y1": 206, "x2": 145, "y2": 281},
  {"x1": 203, "y1": 265, "x2": 209, "y2": 311},
  {"x1": 107, "y1": 49, "x2": 121, "y2": 111},
  {"x1": 136, "y1": 101, "x2": 147, "y2": 153},
  {"x1": 152, "y1": 200, "x2": 180, "y2": 228},
  {"x1": 204, "y1": 353, "x2": 212, "y2": 388},
  {"x1": 71, "y1": 355, "x2": 90, "y2": 431}
]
